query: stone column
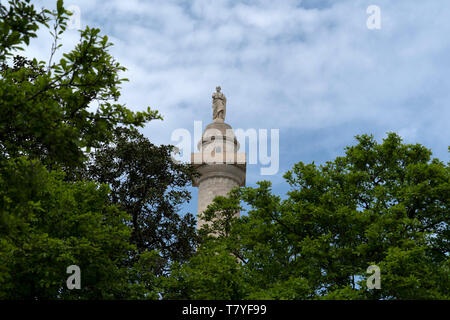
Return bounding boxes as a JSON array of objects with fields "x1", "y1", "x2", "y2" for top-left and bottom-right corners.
[{"x1": 191, "y1": 88, "x2": 246, "y2": 230}]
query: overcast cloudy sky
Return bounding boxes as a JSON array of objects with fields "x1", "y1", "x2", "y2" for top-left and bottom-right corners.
[{"x1": 26, "y1": 0, "x2": 450, "y2": 214}]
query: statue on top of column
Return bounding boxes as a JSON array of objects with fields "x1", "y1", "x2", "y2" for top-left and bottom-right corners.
[{"x1": 212, "y1": 86, "x2": 226, "y2": 123}]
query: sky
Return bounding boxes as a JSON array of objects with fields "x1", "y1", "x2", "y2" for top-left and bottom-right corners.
[{"x1": 25, "y1": 0, "x2": 450, "y2": 216}]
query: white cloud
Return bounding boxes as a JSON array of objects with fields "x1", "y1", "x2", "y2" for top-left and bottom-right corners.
[{"x1": 25, "y1": 0, "x2": 450, "y2": 185}]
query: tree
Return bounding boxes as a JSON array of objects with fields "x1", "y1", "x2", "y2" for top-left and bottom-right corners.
[
  {"x1": 85, "y1": 127, "x2": 199, "y2": 275},
  {"x1": 0, "y1": 0, "x2": 166, "y2": 299},
  {"x1": 162, "y1": 240, "x2": 247, "y2": 300},
  {"x1": 180, "y1": 133, "x2": 449, "y2": 300},
  {"x1": 161, "y1": 191, "x2": 247, "y2": 299},
  {"x1": 0, "y1": 0, "x2": 160, "y2": 176},
  {"x1": 0, "y1": 157, "x2": 137, "y2": 299}
]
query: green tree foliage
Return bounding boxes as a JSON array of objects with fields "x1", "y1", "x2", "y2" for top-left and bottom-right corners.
[
  {"x1": 163, "y1": 240, "x2": 247, "y2": 300},
  {"x1": 0, "y1": 0, "x2": 169, "y2": 299},
  {"x1": 85, "y1": 127, "x2": 199, "y2": 275},
  {"x1": 1, "y1": 0, "x2": 448, "y2": 301},
  {"x1": 180, "y1": 133, "x2": 449, "y2": 300},
  {"x1": 0, "y1": 0, "x2": 48, "y2": 60},
  {"x1": 0, "y1": 157, "x2": 135, "y2": 299},
  {"x1": 162, "y1": 192, "x2": 247, "y2": 299},
  {"x1": 0, "y1": 0, "x2": 160, "y2": 175}
]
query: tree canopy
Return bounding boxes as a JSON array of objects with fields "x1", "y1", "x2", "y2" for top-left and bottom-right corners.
[
  {"x1": 0, "y1": 0, "x2": 197, "y2": 299},
  {"x1": 85, "y1": 127, "x2": 199, "y2": 275},
  {"x1": 181, "y1": 133, "x2": 449, "y2": 300},
  {"x1": 0, "y1": 0, "x2": 160, "y2": 176},
  {"x1": 0, "y1": 0, "x2": 448, "y2": 301}
]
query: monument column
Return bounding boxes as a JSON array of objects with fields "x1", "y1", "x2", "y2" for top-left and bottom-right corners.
[{"x1": 191, "y1": 87, "x2": 246, "y2": 230}]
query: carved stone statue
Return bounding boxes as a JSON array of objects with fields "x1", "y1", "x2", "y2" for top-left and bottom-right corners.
[{"x1": 212, "y1": 86, "x2": 226, "y2": 123}]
